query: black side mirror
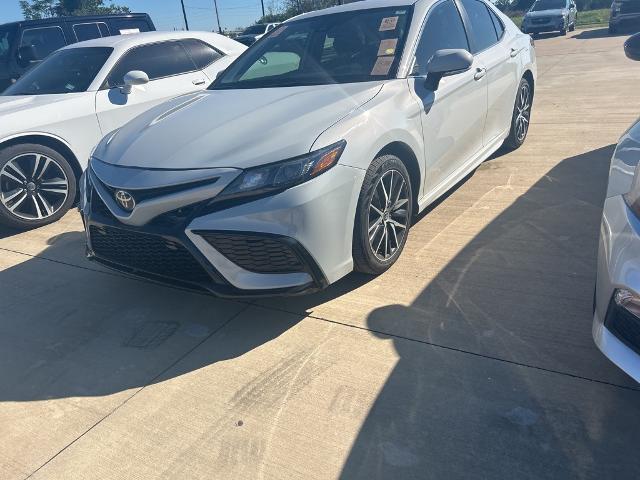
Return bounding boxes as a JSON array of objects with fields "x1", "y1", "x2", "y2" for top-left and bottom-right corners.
[
  {"x1": 625, "y1": 33, "x2": 640, "y2": 61},
  {"x1": 17, "y1": 45, "x2": 38, "y2": 67},
  {"x1": 425, "y1": 49, "x2": 473, "y2": 90}
]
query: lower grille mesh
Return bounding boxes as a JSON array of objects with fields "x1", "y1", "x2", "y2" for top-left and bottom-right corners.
[
  {"x1": 90, "y1": 225, "x2": 211, "y2": 284},
  {"x1": 199, "y1": 232, "x2": 305, "y2": 274}
]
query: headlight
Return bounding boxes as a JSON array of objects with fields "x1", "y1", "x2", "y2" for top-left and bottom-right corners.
[
  {"x1": 624, "y1": 162, "x2": 640, "y2": 218},
  {"x1": 216, "y1": 140, "x2": 346, "y2": 201}
]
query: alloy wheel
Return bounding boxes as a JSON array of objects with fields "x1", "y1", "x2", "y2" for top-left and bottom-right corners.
[
  {"x1": 0, "y1": 153, "x2": 69, "y2": 221},
  {"x1": 515, "y1": 82, "x2": 531, "y2": 143},
  {"x1": 367, "y1": 169, "x2": 410, "y2": 261}
]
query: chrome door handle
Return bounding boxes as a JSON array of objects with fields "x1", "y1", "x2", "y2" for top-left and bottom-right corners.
[
  {"x1": 192, "y1": 79, "x2": 206, "y2": 86},
  {"x1": 473, "y1": 68, "x2": 486, "y2": 81},
  {"x1": 510, "y1": 47, "x2": 522, "y2": 58}
]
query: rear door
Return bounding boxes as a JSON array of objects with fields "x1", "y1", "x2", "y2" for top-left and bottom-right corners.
[{"x1": 95, "y1": 41, "x2": 208, "y2": 134}]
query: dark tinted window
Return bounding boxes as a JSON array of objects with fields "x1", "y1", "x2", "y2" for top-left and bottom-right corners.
[
  {"x1": 0, "y1": 27, "x2": 16, "y2": 63},
  {"x1": 414, "y1": 0, "x2": 469, "y2": 75},
  {"x1": 73, "y1": 23, "x2": 104, "y2": 42},
  {"x1": 98, "y1": 23, "x2": 110, "y2": 36},
  {"x1": 460, "y1": 0, "x2": 498, "y2": 53},
  {"x1": 487, "y1": 8, "x2": 505, "y2": 39},
  {"x1": 108, "y1": 19, "x2": 152, "y2": 34},
  {"x1": 106, "y1": 41, "x2": 197, "y2": 87},
  {"x1": 4, "y1": 47, "x2": 112, "y2": 95},
  {"x1": 182, "y1": 38, "x2": 223, "y2": 69},
  {"x1": 20, "y1": 26, "x2": 66, "y2": 61}
]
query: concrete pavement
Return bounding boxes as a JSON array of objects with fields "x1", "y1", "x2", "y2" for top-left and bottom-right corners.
[{"x1": 1, "y1": 28, "x2": 640, "y2": 479}]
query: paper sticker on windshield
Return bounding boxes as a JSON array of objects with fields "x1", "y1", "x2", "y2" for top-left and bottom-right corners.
[
  {"x1": 270, "y1": 25, "x2": 287, "y2": 37},
  {"x1": 379, "y1": 16, "x2": 399, "y2": 31},
  {"x1": 371, "y1": 56, "x2": 394, "y2": 76},
  {"x1": 377, "y1": 38, "x2": 398, "y2": 56}
]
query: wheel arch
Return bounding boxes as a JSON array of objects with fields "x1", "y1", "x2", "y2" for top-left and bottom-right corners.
[
  {"x1": 375, "y1": 141, "x2": 421, "y2": 209},
  {"x1": 523, "y1": 69, "x2": 535, "y2": 98}
]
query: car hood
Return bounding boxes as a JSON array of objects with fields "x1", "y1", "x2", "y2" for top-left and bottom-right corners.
[
  {"x1": 526, "y1": 9, "x2": 566, "y2": 17},
  {"x1": 94, "y1": 82, "x2": 384, "y2": 170},
  {"x1": 0, "y1": 93, "x2": 76, "y2": 114}
]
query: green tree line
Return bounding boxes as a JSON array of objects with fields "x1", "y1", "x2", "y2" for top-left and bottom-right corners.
[{"x1": 20, "y1": 0, "x2": 129, "y2": 19}]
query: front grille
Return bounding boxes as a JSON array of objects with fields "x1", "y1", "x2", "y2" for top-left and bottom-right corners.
[
  {"x1": 89, "y1": 225, "x2": 211, "y2": 284},
  {"x1": 532, "y1": 17, "x2": 551, "y2": 24},
  {"x1": 198, "y1": 232, "x2": 305, "y2": 274},
  {"x1": 605, "y1": 301, "x2": 640, "y2": 355}
]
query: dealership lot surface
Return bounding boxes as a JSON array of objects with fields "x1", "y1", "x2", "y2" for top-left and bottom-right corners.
[{"x1": 1, "y1": 28, "x2": 640, "y2": 479}]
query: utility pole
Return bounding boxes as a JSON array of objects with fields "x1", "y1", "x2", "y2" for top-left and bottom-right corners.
[
  {"x1": 260, "y1": 0, "x2": 265, "y2": 18},
  {"x1": 213, "y1": 0, "x2": 223, "y2": 34},
  {"x1": 180, "y1": 0, "x2": 189, "y2": 30}
]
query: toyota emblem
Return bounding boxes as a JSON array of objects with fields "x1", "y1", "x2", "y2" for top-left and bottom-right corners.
[{"x1": 115, "y1": 190, "x2": 135, "y2": 211}]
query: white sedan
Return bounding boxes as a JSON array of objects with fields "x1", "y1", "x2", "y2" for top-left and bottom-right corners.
[{"x1": 0, "y1": 31, "x2": 245, "y2": 229}]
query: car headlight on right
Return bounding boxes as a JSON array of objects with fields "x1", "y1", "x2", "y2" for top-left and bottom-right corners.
[{"x1": 215, "y1": 140, "x2": 346, "y2": 202}]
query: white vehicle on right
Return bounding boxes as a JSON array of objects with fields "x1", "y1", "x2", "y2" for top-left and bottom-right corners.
[{"x1": 593, "y1": 33, "x2": 640, "y2": 383}]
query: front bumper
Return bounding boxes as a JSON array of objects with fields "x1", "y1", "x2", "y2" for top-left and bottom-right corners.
[
  {"x1": 522, "y1": 17, "x2": 566, "y2": 33},
  {"x1": 81, "y1": 163, "x2": 364, "y2": 297},
  {"x1": 593, "y1": 195, "x2": 640, "y2": 382}
]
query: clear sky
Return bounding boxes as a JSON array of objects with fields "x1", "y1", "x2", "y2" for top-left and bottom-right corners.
[{"x1": 0, "y1": 0, "x2": 267, "y2": 32}]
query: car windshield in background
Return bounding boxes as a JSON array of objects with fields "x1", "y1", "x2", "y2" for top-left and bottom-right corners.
[
  {"x1": 530, "y1": 0, "x2": 566, "y2": 11},
  {"x1": 213, "y1": 6, "x2": 413, "y2": 89},
  {"x1": 3, "y1": 47, "x2": 112, "y2": 95},
  {"x1": 0, "y1": 27, "x2": 15, "y2": 63},
  {"x1": 243, "y1": 24, "x2": 268, "y2": 35}
]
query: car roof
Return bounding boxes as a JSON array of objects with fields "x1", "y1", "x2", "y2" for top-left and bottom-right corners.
[
  {"x1": 291, "y1": 0, "x2": 420, "y2": 21},
  {"x1": 60, "y1": 30, "x2": 245, "y2": 55},
  {"x1": 1, "y1": 13, "x2": 150, "y2": 29}
]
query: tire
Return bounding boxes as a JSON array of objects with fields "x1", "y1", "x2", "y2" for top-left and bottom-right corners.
[
  {"x1": 609, "y1": 24, "x2": 617, "y2": 34},
  {"x1": 0, "y1": 143, "x2": 76, "y2": 230},
  {"x1": 504, "y1": 77, "x2": 533, "y2": 151},
  {"x1": 560, "y1": 27, "x2": 567, "y2": 35},
  {"x1": 352, "y1": 154, "x2": 413, "y2": 275}
]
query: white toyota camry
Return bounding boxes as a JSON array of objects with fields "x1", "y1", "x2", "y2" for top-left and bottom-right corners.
[
  {"x1": 0, "y1": 31, "x2": 245, "y2": 229},
  {"x1": 81, "y1": 0, "x2": 537, "y2": 297}
]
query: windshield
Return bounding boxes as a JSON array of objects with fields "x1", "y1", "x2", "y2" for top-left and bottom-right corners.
[
  {"x1": 243, "y1": 24, "x2": 268, "y2": 35},
  {"x1": 0, "y1": 27, "x2": 15, "y2": 63},
  {"x1": 530, "y1": 0, "x2": 566, "y2": 11},
  {"x1": 3, "y1": 47, "x2": 112, "y2": 95},
  {"x1": 214, "y1": 7, "x2": 412, "y2": 89}
]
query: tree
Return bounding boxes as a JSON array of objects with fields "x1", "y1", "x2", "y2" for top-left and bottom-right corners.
[{"x1": 20, "y1": 0, "x2": 130, "y2": 19}]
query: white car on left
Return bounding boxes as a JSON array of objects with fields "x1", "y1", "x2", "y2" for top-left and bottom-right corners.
[{"x1": 0, "y1": 30, "x2": 245, "y2": 229}]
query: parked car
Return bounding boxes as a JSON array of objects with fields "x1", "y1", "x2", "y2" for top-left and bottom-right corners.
[
  {"x1": 592, "y1": 33, "x2": 640, "y2": 383},
  {"x1": 80, "y1": 0, "x2": 536, "y2": 297},
  {"x1": 0, "y1": 13, "x2": 155, "y2": 92},
  {"x1": 609, "y1": 0, "x2": 640, "y2": 34},
  {"x1": 234, "y1": 23, "x2": 280, "y2": 46},
  {"x1": 0, "y1": 31, "x2": 246, "y2": 229},
  {"x1": 520, "y1": 0, "x2": 577, "y2": 36}
]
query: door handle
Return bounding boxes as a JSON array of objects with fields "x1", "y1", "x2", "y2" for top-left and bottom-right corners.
[
  {"x1": 192, "y1": 79, "x2": 206, "y2": 86},
  {"x1": 510, "y1": 47, "x2": 522, "y2": 58},
  {"x1": 473, "y1": 68, "x2": 486, "y2": 81}
]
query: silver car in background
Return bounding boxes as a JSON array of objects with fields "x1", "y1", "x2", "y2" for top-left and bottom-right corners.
[
  {"x1": 520, "y1": 0, "x2": 578, "y2": 36},
  {"x1": 81, "y1": 0, "x2": 536, "y2": 297},
  {"x1": 593, "y1": 33, "x2": 640, "y2": 383}
]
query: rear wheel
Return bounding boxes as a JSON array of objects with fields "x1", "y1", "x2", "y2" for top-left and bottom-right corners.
[
  {"x1": 352, "y1": 155, "x2": 413, "y2": 275},
  {"x1": 0, "y1": 143, "x2": 76, "y2": 230},
  {"x1": 504, "y1": 77, "x2": 533, "y2": 150}
]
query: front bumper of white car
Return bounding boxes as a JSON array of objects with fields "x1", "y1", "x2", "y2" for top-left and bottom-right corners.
[
  {"x1": 593, "y1": 194, "x2": 640, "y2": 382},
  {"x1": 79, "y1": 160, "x2": 365, "y2": 297}
]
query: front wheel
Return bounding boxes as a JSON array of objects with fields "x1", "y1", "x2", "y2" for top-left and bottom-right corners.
[
  {"x1": 0, "y1": 143, "x2": 76, "y2": 230},
  {"x1": 352, "y1": 155, "x2": 413, "y2": 275},
  {"x1": 504, "y1": 77, "x2": 533, "y2": 150}
]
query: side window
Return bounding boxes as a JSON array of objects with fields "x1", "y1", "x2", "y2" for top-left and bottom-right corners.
[
  {"x1": 98, "y1": 23, "x2": 110, "y2": 37},
  {"x1": 106, "y1": 41, "x2": 197, "y2": 87},
  {"x1": 414, "y1": 0, "x2": 469, "y2": 76},
  {"x1": 20, "y1": 26, "x2": 66, "y2": 61},
  {"x1": 487, "y1": 8, "x2": 505, "y2": 39},
  {"x1": 181, "y1": 39, "x2": 223, "y2": 69},
  {"x1": 460, "y1": 0, "x2": 499, "y2": 53},
  {"x1": 73, "y1": 23, "x2": 106, "y2": 42}
]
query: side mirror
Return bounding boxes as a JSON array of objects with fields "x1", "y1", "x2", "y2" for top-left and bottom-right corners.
[
  {"x1": 625, "y1": 33, "x2": 640, "y2": 61},
  {"x1": 17, "y1": 45, "x2": 38, "y2": 67},
  {"x1": 120, "y1": 70, "x2": 149, "y2": 94},
  {"x1": 425, "y1": 49, "x2": 473, "y2": 90}
]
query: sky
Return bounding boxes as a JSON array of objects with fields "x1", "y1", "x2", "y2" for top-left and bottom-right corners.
[{"x1": 0, "y1": 0, "x2": 268, "y2": 32}]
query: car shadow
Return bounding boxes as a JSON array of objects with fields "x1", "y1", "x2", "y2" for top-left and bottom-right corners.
[
  {"x1": 572, "y1": 26, "x2": 638, "y2": 39},
  {"x1": 339, "y1": 144, "x2": 640, "y2": 479}
]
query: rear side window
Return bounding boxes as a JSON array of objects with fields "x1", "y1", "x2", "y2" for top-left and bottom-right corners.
[
  {"x1": 106, "y1": 41, "x2": 197, "y2": 87},
  {"x1": 181, "y1": 38, "x2": 223, "y2": 69},
  {"x1": 20, "y1": 26, "x2": 66, "y2": 61},
  {"x1": 413, "y1": 0, "x2": 469, "y2": 76},
  {"x1": 459, "y1": 0, "x2": 499, "y2": 53},
  {"x1": 487, "y1": 7, "x2": 505, "y2": 39},
  {"x1": 73, "y1": 22, "x2": 108, "y2": 42}
]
